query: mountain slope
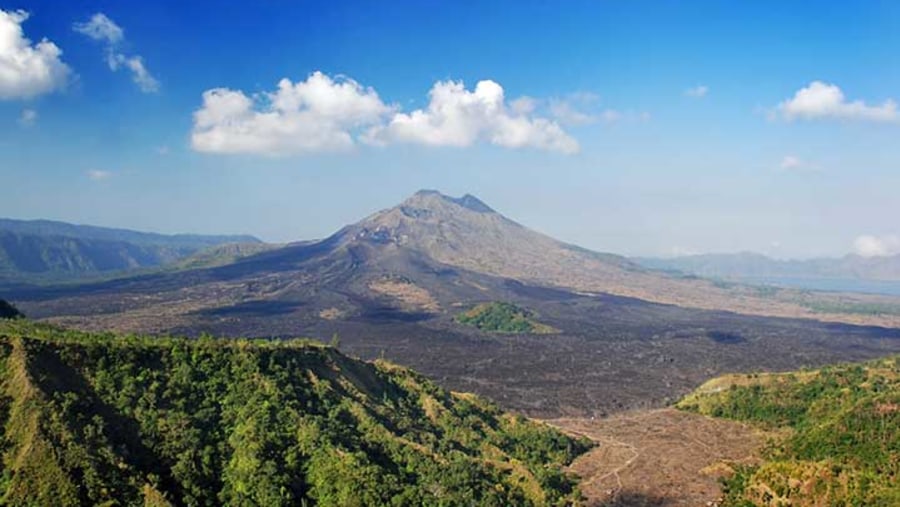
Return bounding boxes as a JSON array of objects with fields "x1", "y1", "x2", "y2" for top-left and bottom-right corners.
[
  {"x1": 0, "y1": 218, "x2": 262, "y2": 284},
  {"x1": 678, "y1": 356, "x2": 900, "y2": 506},
  {"x1": 0, "y1": 319, "x2": 589, "y2": 506},
  {"x1": 314, "y1": 190, "x2": 900, "y2": 326}
]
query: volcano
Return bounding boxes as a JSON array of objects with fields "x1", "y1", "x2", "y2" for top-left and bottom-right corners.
[{"x1": 8, "y1": 190, "x2": 900, "y2": 416}]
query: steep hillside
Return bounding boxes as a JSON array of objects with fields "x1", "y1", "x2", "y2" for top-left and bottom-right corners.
[
  {"x1": 0, "y1": 320, "x2": 589, "y2": 506},
  {"x1": 678, "y1": 356, "x2": 900, "y2": 506},
  {"x1": 0, "y1": 218, "x2": 262, "y2": 284}
]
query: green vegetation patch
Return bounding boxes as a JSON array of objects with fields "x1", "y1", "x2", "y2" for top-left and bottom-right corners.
[
  {"x1": 678, "y1": 357, "x2": 900, "y2": 506},
  {"x1": 0, "y1": 319, "x2": 589, "y2": 506},
  {"x1": 456, "y1": 302, "x2": 558, "y2": 334}
]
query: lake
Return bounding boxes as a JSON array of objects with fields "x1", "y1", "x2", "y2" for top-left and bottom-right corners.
[{"x1": 736, "y1": 276, "x2": 900, "y2": 297}]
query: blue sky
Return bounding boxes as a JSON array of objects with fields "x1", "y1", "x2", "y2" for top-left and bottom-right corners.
[{"x1": 2, "y1": 1, "x2": 900, "y2": 258}]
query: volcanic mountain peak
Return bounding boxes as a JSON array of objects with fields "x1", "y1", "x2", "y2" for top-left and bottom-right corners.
[
  {"x1": 339, "y1": 190, "x2": 533, "y2": 251},
  {"x1": 402, "y1": 189, "x2": 495, "y2": 214},
  {"x1": 324, "y1": 189, "x2": 644, "y2": 289},
  {"x1": 398, "y1": 189, "x2": 496, "y2": 217}
]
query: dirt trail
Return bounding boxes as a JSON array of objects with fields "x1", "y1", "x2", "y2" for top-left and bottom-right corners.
[{"x1": 547, "y1": 408, "x2": 763, "y2": 506}]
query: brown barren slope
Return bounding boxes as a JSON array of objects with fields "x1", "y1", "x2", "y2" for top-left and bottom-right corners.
[{"x1": 548, "y1": 409, "x2": 764, "y2": 506}]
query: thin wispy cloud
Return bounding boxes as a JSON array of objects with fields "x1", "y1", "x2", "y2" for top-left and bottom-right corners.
[
  {"x1": 547, "y1": 92, "x2": 600, "y2": 126},
  {"x1": 549, "y1": 99, "x2": 597, "y2": 126},
  {"x1": 86, "y1": 169, "x2": 113, "y2": 181},
  {"x1": 73, "y1": 13, "x2": 159, "y2": 93},
  {"x1": 72, "y1": 12, "x2": 123, "y2": 45},
  {"x1": 0, "y1": 9, "x2": 71, "y2": 100},
  {"x1": 510, "y1": 91, "x2": 651, "y2": 130},
  {"x1": 107, "y1": 53, "x2": 158, "y2": 93},
  {"x1": 684, "y1": 85, "x2": 708, "y2": 98},
  {"x1": 18, "y1": 108, "x2": 37, "y2": 126},
  {"x1": 777, "y1": 81, "x2": 898, "y2": 122},
  {"x1": 779, "y1": 155, "x2": 821, "y2": 174},
  {"x1": 780, "y1": 155, "x2": 803, "y2": 170}
]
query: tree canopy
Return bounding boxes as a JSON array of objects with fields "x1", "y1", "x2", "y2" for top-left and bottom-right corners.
[
  {"x1": 678, "y1": 357, "x2": 900, "y2": 506},
  {"x1": 0, "y1": 319, "x2": 589, "y2": 506}
]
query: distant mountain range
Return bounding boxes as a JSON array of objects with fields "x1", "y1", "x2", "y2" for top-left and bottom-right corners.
[
  {"x1": 636, "y1": 251, "x2": 900, "y2": 283},
  {"x1": 0, "y1": 218, "x2": 263, "y2": 284}
]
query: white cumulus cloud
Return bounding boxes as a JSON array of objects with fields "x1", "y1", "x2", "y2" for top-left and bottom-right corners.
[
  {"x1": 365, "y1": 79, "x2": 578, "y2": 154},
  {"x1": 0, "y1": 9, "x2": 70, "y2": 100},
  {"x1": 73, "y1": 12, "x2": 159, "y2": 93},
  {"x1": 192, "y1": 72, "x2": 581, "y2": 156},
  {"x1": 853, "y1": 234, "x2": 900, "y2": 258},
  {"x1": 685, "y1": 85, "x2": 708, "y2": 98},
  {"x1": 778, "y1": 81, "x2": 898, "y2": 122},
  {"x1": 191, "y1": 71, "x2": 392, "y2": 155}
]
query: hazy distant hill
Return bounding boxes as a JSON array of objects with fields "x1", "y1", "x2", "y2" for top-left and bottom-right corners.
[
  {"x1": 0, "y1": 319, "x2": 587, "y2": 506},
  {"x1": 0, "y1": 218, "x2": 262, "y2": 284},
  {"x1": 637, "y1": 251, "x2": 900, "y2": 283}
]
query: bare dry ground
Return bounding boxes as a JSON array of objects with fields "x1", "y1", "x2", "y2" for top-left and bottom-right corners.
[{"x1": 548, "y1": 409, "x2": 764, "y2": 506}]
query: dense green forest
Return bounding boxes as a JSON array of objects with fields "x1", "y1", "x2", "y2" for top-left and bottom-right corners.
[
  {"x1": 678, "y1": 356, "x2": 899, "y2": 506},
  {"x1": 455, "y1": 302, "x2": 557, "y2": 334},
  {"x1": 0, "y1": 319, "x2": 589, "y2": 506}
]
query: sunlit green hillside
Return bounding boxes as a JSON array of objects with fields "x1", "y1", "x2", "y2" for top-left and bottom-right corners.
[
  {"x1": 678, "y1": 356, "x2": 899, "y2": 506},
  {"x1": 0, "y1": 320, "x2": 589, "y2": 506}
]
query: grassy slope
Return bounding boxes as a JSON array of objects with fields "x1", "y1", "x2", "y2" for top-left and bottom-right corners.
[
  {"x1": 456, "y1": 302, "x2": 558, "y2": 334},
  {"x1": 0, "y1": 320, "x2": 589, "y2": 507},
  {"x1": 677, "y1": 357, "x2": 899, "y2": 506}
]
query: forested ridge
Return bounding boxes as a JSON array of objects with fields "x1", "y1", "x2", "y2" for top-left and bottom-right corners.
[
  {"x1": 678, "y1": 356, "x2": 899, "y2": 506},
  {"x1": 0, "y1": 319, "x2": 590, "y2": 506},
  {"x1": 0, "y1": 218, "x2": 262, "y2": 284}
]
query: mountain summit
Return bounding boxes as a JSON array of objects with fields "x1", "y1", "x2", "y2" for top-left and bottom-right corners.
[{"x1": 331, "y1": 190, "x2": 636, "y2": 282}]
